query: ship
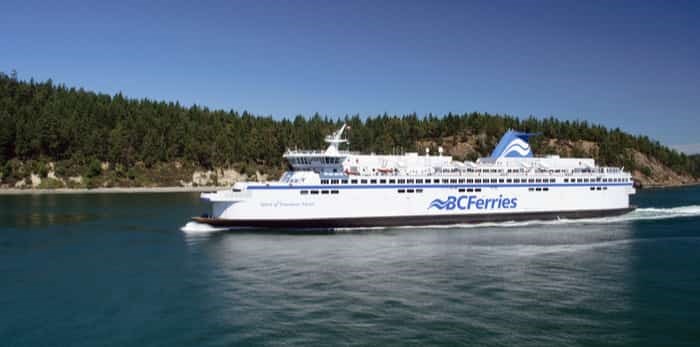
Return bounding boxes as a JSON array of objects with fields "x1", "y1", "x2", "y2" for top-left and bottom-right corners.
[{"x1": 192, "y1": 124, "x2": 636, "y2": 229}]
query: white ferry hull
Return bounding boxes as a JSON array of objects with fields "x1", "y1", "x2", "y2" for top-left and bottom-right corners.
[
  {"x1": 195, "y1": 183, "x2": 636, "y2": 229},
  {"x1": 193, "y1": 206, "x2": 635, "y2": 229}
]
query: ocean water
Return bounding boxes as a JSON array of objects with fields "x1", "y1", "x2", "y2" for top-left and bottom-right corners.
[{"x1": 1, "y1": 187, "x2": 699, "y2": 346}]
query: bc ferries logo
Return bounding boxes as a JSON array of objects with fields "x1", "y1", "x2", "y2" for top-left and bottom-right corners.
[
  {"x1": 490, "y1": 130, "x2": 534, "y2": 159},
  {"x1": 501, "y1": 138, "x2": 531, "y2": 158},
  {"x1": 429, "y1": 195, "x2": 518, "y2": 211}
]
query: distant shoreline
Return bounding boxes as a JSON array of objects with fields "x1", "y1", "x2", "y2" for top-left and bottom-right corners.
[
  {"x1": 0, "y1": 186, "x2": 224, "y2": 195},
  {"x1": 1, "y1": 181, "x2": 699, "y2": 195}
]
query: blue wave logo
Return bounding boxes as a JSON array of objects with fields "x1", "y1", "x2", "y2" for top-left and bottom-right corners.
[
  {"x1": 429, "y1": 195, "x2": 518, "y2": 211},
  {"x1": 501, "y1": 138, "x2": 531, "y2": 158},
  {"x1": 429, "y1": 196, "x2": 457, "y2": 210}
]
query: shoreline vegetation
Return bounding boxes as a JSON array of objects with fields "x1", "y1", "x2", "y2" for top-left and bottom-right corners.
[
  {"x1": 2, "y1": 181, "x2": 699, "y2": 195},
  {"x1": 1, "y1": 72, "x2": 699, "y2": 190},
  {"x1": 0, "y1": 186, "x2": 220, "y2": 195}
]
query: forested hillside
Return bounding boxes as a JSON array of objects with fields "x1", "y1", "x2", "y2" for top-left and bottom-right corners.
[{"x1": 1, "y1": 72, "x2": 698, "y2": 188}]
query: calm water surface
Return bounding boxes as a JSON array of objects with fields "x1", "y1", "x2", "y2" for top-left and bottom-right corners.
[{"x1": 1, "y1": 187, "x2": 699, "y2": 346}]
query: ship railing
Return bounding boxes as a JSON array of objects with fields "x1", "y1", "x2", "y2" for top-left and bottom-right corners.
[
  {"x1": 342, "y1": 170, "x2": 628, "y2": 178},
  {"x1": 284, "y1": 150, "x2": 361, "y2": 156}
]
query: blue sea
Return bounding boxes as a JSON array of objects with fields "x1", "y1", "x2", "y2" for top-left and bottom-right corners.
[{"x1": 1, "y1": 186, "x2": 699, "y2": 346}]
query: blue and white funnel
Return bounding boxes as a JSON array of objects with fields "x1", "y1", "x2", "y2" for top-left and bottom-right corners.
[{"x1": 490, "y1": 130, "x2": 537, "y2": 159}]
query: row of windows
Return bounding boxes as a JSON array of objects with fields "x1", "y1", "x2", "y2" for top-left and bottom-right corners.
[
  {"x1": 458, "y1": 188, "x2": 482, "y2": 193},
  {"x1": 318, "y1": 177, "x2": 630, "y2": 185},
  {"x1": 289, "y1": 157, "x2": 342, "y2": 165},
  {"x1": 564, "y1": 177, "x2": 629, "y2": 183},
  {"x1": 300, "y1": 190, "x2": 340, "y2": 195},
  {"x1": 320, "y1": 178, "x2": 560, "y2": 185},
  {"x1": 298, "y1": 185, "x2": 611, "y2": 195}
]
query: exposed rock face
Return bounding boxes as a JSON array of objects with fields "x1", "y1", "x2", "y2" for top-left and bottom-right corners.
[
  {"x1": 190, "y1": 168, "x2": 248, "y2": 186},
  {"x1": 30, "y1": 174, "x2": 41, "y2": 188},
  {"x1": 630, "y1": 150, "x2": 697, "y2": 187},
  {"x1": 217, "y1": 168, "x2": 245, "y2": 186}
]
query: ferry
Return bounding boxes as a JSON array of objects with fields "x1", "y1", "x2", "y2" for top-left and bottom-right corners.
[{"x1": 193, "y1": 125, "x2": 636, "y2": 228}]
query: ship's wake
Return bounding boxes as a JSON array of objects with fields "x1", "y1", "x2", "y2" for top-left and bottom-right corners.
[
  {"x1": 181, "y1": 221, "x2": 231, "y2": 233},
  {"x1": 335, "y1": 205, "x2": 700, "y2": 231},
  {"x1": 180, "y1": 205, "x2": 700, "y2": 233}
]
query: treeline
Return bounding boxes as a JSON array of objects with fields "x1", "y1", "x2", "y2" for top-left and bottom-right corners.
[{"x1": 1, "y1": 72, "x2": 698, "y2": 180}]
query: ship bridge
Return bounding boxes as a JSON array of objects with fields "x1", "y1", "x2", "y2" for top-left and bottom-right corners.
[{"x1": 283, "y1": 124, "x2": 351, "y2": 173}]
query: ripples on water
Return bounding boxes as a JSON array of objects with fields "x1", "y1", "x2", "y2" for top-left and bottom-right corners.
[{"x1": 1, "y1": 188, "x2": 700, "y2": 346}]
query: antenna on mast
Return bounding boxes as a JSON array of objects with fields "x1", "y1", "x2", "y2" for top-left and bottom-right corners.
[{"x1": 324, "y1": 124, "x2": 349, "y2": 155}]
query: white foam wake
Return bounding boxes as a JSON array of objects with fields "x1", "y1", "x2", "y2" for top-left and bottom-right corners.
[
  {"x1": 180, "y1": 221, "x2": 231, "y2": 233},
  {"x1": 336, "y1": 205, "x2": 700, "y2": 231}
]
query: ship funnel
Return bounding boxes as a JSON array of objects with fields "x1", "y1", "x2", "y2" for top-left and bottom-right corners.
[{"x1": 490, "y1": 130, "x2": 538, "y2": 159}]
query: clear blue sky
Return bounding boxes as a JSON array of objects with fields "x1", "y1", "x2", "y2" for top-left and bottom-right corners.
[{"x1": 2, "y1": 0, "x2": 699, "y2": 152}]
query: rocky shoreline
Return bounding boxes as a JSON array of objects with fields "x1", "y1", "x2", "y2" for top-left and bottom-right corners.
[{"x1": 0, "y1": 186, "x2": 221, "y2": 195}]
